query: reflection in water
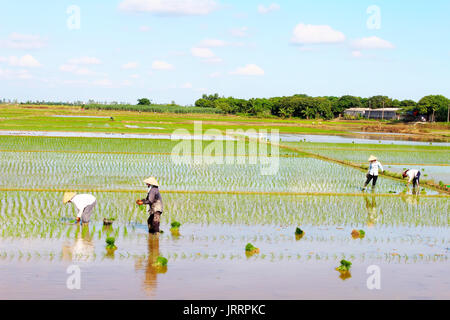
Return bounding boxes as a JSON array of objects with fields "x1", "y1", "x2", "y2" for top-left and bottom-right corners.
[
  {"x1": 134, "y1": 234, "x2": 162, "y2": 296},
  {"x1": 62, "y1": 225, "x2": 94, "y2": 261},
  {"x1": 401, "y1": 192, "x2": 420, "y2": 205},
  {"x1": 338, "y1": 271, "x2": 352, "y2": 280},
  {"x1": 364, "y1": 195, "x2": 383, "y2": 227}
]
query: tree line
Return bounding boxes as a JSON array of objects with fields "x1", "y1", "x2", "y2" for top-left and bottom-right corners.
[{"x1": 194, "y1": 94, "x2": 450, "y2": 121}]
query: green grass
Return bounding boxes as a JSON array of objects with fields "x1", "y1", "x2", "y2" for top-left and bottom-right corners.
[
  {"x1": 0, "y1": 105, "x2": 346, "y2": 135},
  {"x1": 84, "y1": 103, "x2": 222, "y2": 114}
]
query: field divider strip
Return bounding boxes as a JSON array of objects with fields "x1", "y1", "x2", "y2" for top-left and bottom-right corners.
[
  {"x1": 0, "y1": 187, "x2": 447, "y2": 198},
  {"x1": 299, "y1": 147, "x2": 449, "y2": 153},
  {"x1": 0, "y1": 149, "x2": 302, "y2": 158},
  {"x1": 359, "y1": 163, "x2": 450, "y2": 166}
]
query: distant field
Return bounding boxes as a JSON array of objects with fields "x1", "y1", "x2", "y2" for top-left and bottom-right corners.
[{"x1": 0, "y1": 105, "x2": 347, "y2": 135}]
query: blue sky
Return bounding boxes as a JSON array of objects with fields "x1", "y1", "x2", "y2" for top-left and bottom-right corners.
[{"x1": 0, "y1": 0, "x2": 449, "y2": 105}]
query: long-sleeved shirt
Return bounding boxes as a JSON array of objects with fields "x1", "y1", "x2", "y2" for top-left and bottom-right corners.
[
  {"x1": 141, "y1": 187, "x2": 163, "y2": 213},
  {"x1": 368, "y1": 161, "x2": 384, "y2": 176},
  {"x1": 405, "y1": 169, "x2": 420, "y2": 183},
  {"x1": 71, "y1": 194, "x2": 96, "y2": 218}
]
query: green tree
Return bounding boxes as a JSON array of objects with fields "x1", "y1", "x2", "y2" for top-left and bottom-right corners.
[
  {"x1": 400, "y1": 99, "x2": 417, "y2": 107},
  {"x1": 202, "y1": 93, "x2": 220, "y2": 101},
  {"x1": 137, "y1": 98, "x2": 151, "y2": 105},
  {"x1": 333, "y1": 95, "x2": 361, "y2": 116},
  {"x1": 367, "y1": 95, "x2": 392, "y2": 109},
  {"x1": 418, "y1": 95, "x2": 450, "y2": 122},
  {"x1": 195, "y1": 98, "x2": 215, "y2": 108}
]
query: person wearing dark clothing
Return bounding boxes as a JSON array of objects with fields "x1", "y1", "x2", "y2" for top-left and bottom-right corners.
[{"x1": 136, "y1": 177, "x2": 163, "y2": 234}]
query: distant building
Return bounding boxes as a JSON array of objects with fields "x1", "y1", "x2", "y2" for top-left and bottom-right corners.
[{"x1": 344, "y1": 108, "x2": 403, "y2": 120}]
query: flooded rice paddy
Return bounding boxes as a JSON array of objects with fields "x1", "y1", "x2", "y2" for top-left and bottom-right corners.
[
  {"x1": 0, "y1": 135, "x2": 448, "y2": 299},
  {"x1": 1, "y1": 130, "x2": 449, "y2": 146}
]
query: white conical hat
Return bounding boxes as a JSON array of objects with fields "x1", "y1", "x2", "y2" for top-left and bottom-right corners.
[
  {"x1": 63, "y1": 192, "x2": 77, "y2": 204},
  {"x1": 368, "y1": 155, "x2": 377, "y2": 162},
  {"x1": 143, "y1": 177, "x2": 159, "y2": 187}
]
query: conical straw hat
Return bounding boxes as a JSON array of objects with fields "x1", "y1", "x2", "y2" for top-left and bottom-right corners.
[
  {"x1": 63, "y1": 192, "x2": 77, "y2": 204},
  {"x1": 143, "y1": 177, "x2": 159, "y2": 187},
  {"x1": 368, "y1": 155, "x2": 377, "y2": 162}
]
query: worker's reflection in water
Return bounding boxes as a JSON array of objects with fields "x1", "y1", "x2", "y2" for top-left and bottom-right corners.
[
  {"x1": 401, "y1": 193, "x2": 420, "y2": 205},
  {"x1": 364, "y1": 195, "x2": 383, "y2": 227},
  {"x1": 62, "y1": 224, "x2": 94, "y2": 261},
  {"x1": 134, "y1": 234, "x2": 163, "y2": 295}
]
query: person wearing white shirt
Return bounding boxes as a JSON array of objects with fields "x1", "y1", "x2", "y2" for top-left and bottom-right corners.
[
  {"x1": 362, "y1": 155, "x2": 384, "y2": 191},
  {"x1": 63, "y1": 192, "x2": 97, "y2": 224},
  {"x1": 402, "y1": 169, "x2": 421, "y2": 189}
]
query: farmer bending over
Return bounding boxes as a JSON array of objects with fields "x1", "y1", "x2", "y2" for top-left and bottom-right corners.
[
  {"x1": 136, "y1": 177, "x2": 163, "y2": 234},
  {"x1": 362, "y1": 155, "x2": 384, "y2": 191},
  {"x1": 63, "y1": 192, "x2": 97, "y2": 224},
  {"x1": 403, "y1": 169, "x2": 421, "y2": 189}
]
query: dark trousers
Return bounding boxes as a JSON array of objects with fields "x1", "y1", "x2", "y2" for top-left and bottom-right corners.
[
  {"x1": 412, "y1": 171, "x2": 421, "y2": 188},
  {"x1": 364, "y1": 174, "x2": 378, "y2": 187},
  {"x1": 147, "y1": 212, "x2": 162, "y2": 233}
]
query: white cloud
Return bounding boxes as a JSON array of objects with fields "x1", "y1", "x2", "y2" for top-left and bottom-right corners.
[
  {"x1": 139, "y1": 25, "x2": 151, "y2": 32},
  {"x1": 199, "y1": 39, "x2": 227, "y2": 47},
  {"x1": 68, "y1": 57, "x2": 102, "y2": 65},
  {"x1": 257, "y1": 3, "x2": 280, "y2": 14},
  {"x1": 352, "y1": 36, "x2": 394, "y2": 49},
  {"x1": 6, "y1": 54, "x2": 42, "y2": 67},
  {"x1": 3, "y1": 33, "x2": 47, "y2": 49},
  {"x1": 291, "y1": 23, "x2": 345, "y2": 44},
  {"x1": 130, "y1": 74, "x2": 140, "y2": 78},
  {"x1": 230, "y1": 64, "x2": 264, "y2": 76},
  {"x1": 230, "y1": 26, "x2": 249, "y2": 38},
  {"x1": 59, "y1": 57, "x2": 103, "y2": 76},
  {"x1": 59, "y1": 64, "x2": 101, "y2": 76},
  {"x1": 191, "y1": 47, "x2": 215, "y2": 59},
  {"x1": 118, "y1": 0, "x2": 218, "y2": 16},
  {"x1": 180, "y1": 82, "x2": 193, "y2": 89},
  {"x1": 0, "y1": 68, "x2": 33, "y2": 79},
  {"x1": 122, "y1": 61, "x2": 139, "y2": 69},
  {"x1": 152, "y1": 60, "x2": 174, "y2": 70},
  {"x1": 209, "y1": 71, "x2": 221, "y2": 78},
  {"x1": 191, "y1": 47, "x2": 222, "y2": 63},
  {"x1": 62, "y1": 79, "x2": 89, "y2": 86},
  {"x1": 206, "y1": 57, "x2": 223, "y2": 63},
  {"x1": 351, "y1": 50, "x2": 363, "y2": 58},
  {"x1": 93, "y1": 79, "x2": 114, "y2": 87}
]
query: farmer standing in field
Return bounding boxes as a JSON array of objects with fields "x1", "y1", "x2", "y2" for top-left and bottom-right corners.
[
  {"x1": 362, "y1": 155, "x2": 384, "y2": 191},
  {"x1": 136, "y1": 177, "x2": 163, "y2": 234},
  {"x1": 63, "y1": 192, "x2": 97, "y2": 224},
  {"x1": 402, "y1": 169, "x2": 421, "y2": 190}
]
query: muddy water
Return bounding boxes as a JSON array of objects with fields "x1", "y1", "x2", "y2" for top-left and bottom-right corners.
[
  {"x1": 1, "y1": 259, "x2": 448, "y2": 299},
  {"x1": 0, "y1": 223, "x2": 447, "y2": 299}
]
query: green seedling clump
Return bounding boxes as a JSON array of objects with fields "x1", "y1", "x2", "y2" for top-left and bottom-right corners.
[
  {"x1": 105, "y1": 237, "x2": 117, "y2": 250},
  {"x1": 171, "y1": 221, "x2": 181, "y2": 229},
  {"x1": 336, "y1": 259, "x2": 352, "y2": 272},
  {"x1": 153, "y1": 256, "x2": 168, "y2": 267},
  {"x1": 351, "y1": 229, "x2": 365, "y2": 239},
  {"x1": 295, "y1": 227, "x2": 305, "y2": 240},
  {"x1": 170, "y1": 221, "x2": 181, "y2": 235},
  {"x1": 245, "y1": 243, "x2": 260, "y2": 255}
]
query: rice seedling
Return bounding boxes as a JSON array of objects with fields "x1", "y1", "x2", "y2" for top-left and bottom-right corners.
[
  {"x1": 170, "y1": 221, "x2": 181, "y2": 236},
  {"x1": 245, "y1": 243, "x2": 260, "y2": 256},
  {"x1": 106, "y1": 237, "x2": 117, "y2": 250}
]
